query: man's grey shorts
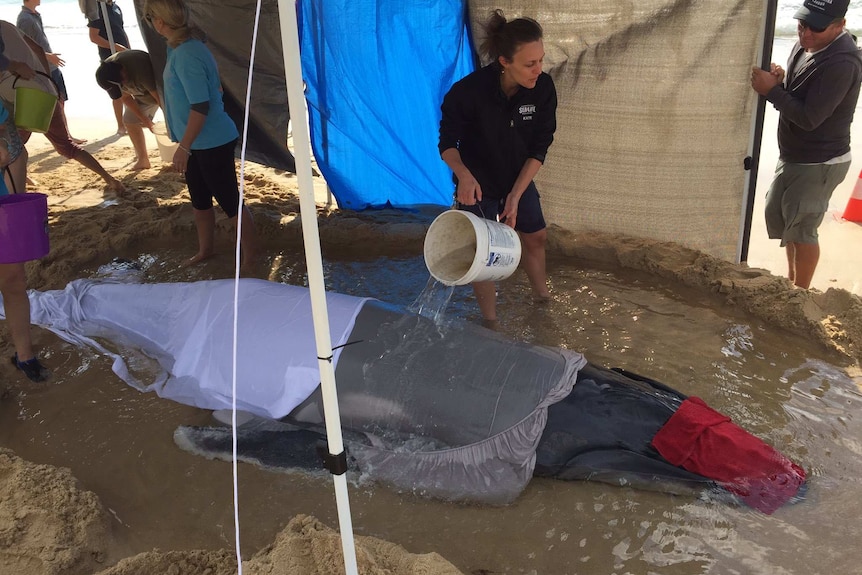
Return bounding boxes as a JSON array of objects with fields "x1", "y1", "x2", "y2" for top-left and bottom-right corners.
[
  {"x1": 122, "y1": 101, "x2": 159, "y2": 126},
  {"x1": 764, "y1": 160, "x2": 850, "y2": 246}
]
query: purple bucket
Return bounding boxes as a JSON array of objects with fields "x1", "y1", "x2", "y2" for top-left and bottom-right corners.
[{"x1": 0, "y1": 193, "x2": 49, "y2": 263}]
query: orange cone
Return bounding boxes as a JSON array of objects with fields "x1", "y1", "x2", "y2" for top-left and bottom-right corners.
[{"x1": 843, "y1": 169, "x2": 862, "y2": 222}]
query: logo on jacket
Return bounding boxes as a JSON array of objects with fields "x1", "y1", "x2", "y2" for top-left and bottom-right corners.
[{"x1": 519, "y1": 104, "x2": 536, "y2": 121}]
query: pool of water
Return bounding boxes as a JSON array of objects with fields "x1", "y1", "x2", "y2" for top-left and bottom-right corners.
[{"x1": 1, "y1": 240, "x2": 860, "y2": 574}]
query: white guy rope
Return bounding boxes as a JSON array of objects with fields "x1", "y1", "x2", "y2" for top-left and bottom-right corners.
[{"x1": 229, "y1": 0, "x2": 266, "y2": 572}]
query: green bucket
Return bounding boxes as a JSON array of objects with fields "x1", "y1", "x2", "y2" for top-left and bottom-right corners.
[{"x1": 14, "y1": 85, "x2": 57, "y2": 134}]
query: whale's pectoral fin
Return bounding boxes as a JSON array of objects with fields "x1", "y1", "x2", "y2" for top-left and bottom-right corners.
[{"x1": 174, "y1": 424, "x2": 335, "y2": 473}]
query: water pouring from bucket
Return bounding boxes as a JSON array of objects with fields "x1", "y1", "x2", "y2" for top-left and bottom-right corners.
[{"x1": 423, "y1": 209, "x2": 521, "y2": 286}]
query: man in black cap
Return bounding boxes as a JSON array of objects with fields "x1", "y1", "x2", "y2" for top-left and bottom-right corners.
[
  {"x1": 96, "y1": 50, "x2": 161, "y2": 170},
  {"x1": 750, "y1": 0, "x2": 861, "y2": 289}
]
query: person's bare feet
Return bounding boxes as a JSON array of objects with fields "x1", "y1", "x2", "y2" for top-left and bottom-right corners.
[
  {"x1": 182, "y1": 252, "x2": 215, "y2": 267},
  {"x1": 131, "y1": 159, "x2": 151, "y2": 171},
  {"x1": 533, "y1": 285, "x2": 552, "y2": 303},
  {"x1": 115, "y1": 127, "x2": 127, "y2": 136}
]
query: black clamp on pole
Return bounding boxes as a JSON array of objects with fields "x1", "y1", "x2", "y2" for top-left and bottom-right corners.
[{"x1": 316, "y1": 440, "x2": 349, "y2": 475}]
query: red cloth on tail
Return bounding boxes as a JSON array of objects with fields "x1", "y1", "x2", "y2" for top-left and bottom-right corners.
[{"x1": 650, "y1": 396, "x2": 805, "y2": 514}]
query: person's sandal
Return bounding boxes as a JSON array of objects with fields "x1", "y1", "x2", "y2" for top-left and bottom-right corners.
[{"x1": 10, "y1": 354, "x2": 50, "y2": 382}]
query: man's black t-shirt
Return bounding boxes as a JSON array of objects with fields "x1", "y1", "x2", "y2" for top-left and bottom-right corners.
[{"x1": 87, "y1": 1, "x2": 130, "y2": 62}]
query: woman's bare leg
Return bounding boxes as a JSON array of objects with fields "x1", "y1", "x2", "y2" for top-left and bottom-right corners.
[
  {"x1": 5, "y1": 147, "x2": 28, "y2": 194},
  {"x1": 185, "y1": 207, "x2": 216, "y2": 266},
  {"x1": 125, "y1": 124, "x2": 151, "y2": 170},
  {"x1": 519, "y1": 228, "x2": 551, "y2": 300},
  {"x1": 472, "y1": 280, "x2": 497, "y2": 322},
  {"x1": 0, "y1": 263, "x2": 34, "y2": 361}
]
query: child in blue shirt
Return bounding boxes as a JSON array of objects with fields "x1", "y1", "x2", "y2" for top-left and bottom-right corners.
[{"x1": 145, "y1": 0, "x2": 259, "y2": 272}]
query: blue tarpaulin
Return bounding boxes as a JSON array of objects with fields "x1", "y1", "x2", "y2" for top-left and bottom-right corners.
[{"x1": 298, "y1": 0, "x2": 475, "y2": 210}]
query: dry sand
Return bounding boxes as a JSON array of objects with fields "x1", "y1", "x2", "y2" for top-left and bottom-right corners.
[{"x1": 1, "y1": 120, "x2": 860, "y2": 574}]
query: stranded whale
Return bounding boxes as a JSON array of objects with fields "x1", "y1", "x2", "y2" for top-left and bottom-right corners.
[{"x1": 7, "y1": 277, "x2": 806, "y2": 513}]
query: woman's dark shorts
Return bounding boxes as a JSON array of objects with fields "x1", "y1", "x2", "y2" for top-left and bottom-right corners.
[
  {"x1": 185, "y1": 139, "x2": 241, "y2": 218},
  {"x1": 457, "y1": 181, "x2": 546, "y2": 234}
]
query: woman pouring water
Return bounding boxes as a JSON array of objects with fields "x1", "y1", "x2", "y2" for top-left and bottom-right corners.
[{"x1": 438, "y1": 10, "x2": 556, "y2": 325}]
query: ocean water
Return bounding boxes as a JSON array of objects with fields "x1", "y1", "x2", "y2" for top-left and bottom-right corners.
[{"x1": 0, "y1": 0, "x2": 145, "y2": 121}]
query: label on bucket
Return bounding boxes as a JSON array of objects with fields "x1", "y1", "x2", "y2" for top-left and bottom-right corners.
[
  {"x1": 488, "y1": 225, "x2": 518, "y2": 249},
  {"x1": 485, "y1": 252, "x2": 518, "y2": 268}
]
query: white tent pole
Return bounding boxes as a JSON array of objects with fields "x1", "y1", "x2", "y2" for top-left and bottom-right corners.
[
  {"x1": 97, "y1": 0, "x2": 117, "y2": 55},
  {"x1": 274, "y1": 2, "x2": 359, "y2": 574}
]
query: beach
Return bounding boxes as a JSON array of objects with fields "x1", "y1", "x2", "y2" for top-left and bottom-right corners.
[
  {"x1": 2, "y1": 2, "x2": 862, "y2": 575},
  {"x1": 4, "y1": 102, "x2": 862, "y2": 575}
]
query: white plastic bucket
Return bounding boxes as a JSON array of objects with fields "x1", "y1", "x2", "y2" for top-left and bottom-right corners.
[
  {"x1": 152, "y1": 122, "x2": 178, "y2": 162},
  {"x1": 423, "y1": 209, "x2": 521, "y2": 286}
]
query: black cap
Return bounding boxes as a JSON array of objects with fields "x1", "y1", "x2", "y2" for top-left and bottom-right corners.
[
  {"x1": 794, "y1": 0, "x2": 849, "y2": 29},
  {"x1": 95, "y1": 61, "x2": 123, "y2": 100}
]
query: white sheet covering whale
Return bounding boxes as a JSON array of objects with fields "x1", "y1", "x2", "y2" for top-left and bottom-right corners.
[{"x1": 13, "y1": 278, "x2": 370, "y2": 419}]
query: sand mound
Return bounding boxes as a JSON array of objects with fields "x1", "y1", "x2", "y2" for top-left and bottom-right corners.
[
  {"x1": 92, "y1": 550, "x2": 237, "y2": 575},
  {"x1": 0, "y1": 449, "x2": 111, "y2": 575},
  {"x1": 92, "y1": 515, "x2": 461, "y2": 575},
  {"x1": 0, "y1": 445, "x2": 463, "y2": 575},
  {"x1": 23, "y1": 148, "x2": 862, "y2": 364},
  {"x1": 548, "y1": 227, "x2": 862, "y2": 364},
  {"x1": 21, "y1": 138, "x2": 862, "y2": 368},
  {"x1": 245, "y1": 514, "x2": 461, "y2": 575}
]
